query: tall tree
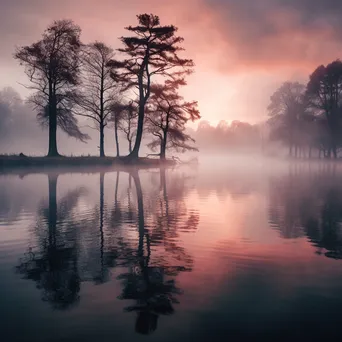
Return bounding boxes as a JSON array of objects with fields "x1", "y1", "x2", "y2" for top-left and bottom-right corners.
[
  {"x1": 306, "y1": 60, "x2": 342, "y2": 159},
  {"x1": 146, "y1": 81, "x2": 200, "y2": 159},
  {"x1": 74, "y1": 42, "x2": 118, "y2": 157},
  {"x1": 108, "y1": 13, "x2": 194, "y2": 159},
  {"x1": 15, "y1": 19, "x2": 86, "y2": 156},
  {"x1": 267, "y1": 82, "x2": 307, "y2": 157}
]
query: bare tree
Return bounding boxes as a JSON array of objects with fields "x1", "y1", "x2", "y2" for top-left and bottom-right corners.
[
  {"x1": 146, "y1": 81, "x2": 200, "y2": 159},
  {"x1": 14, "y1": 19, "x2": 87, "y2": 156},
  {"x1": 74, "y1": 42, "x2": 118, "y2": 157},
  {"x1": 108, "y1": 13, "x2": 194, "y2": 159}
]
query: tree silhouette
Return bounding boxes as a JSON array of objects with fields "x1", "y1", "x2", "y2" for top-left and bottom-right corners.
[
  {"x1": 267, "y1": 82, "x2": 308, "y2": 157},
  {"x1": 306, "y1": 60, "x2": 342, "y2": 159},
  {"x1": 14, "y1": 20, "x2": 88, "y2": 156},
  {"x1": 74, "y1": 42, "x2": 118, "y2": 157},
  {"x1": 108, "y1": 13, "x2": 194, "y2": 159},
  {"x1": 146, "y1": 80, "x2": 200, "y2": 159}
]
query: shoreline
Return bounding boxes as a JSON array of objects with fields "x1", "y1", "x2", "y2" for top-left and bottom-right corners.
[{"x1": 0, "y1": 155, "x2": 176, "y2": 174}]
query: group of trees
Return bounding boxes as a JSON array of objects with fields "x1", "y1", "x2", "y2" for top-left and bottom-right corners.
[
  {"x1": 14, "y1": 14, "x2": 200, "y2": 159},
  {"x1": 268, "y1": 60, "x2": 342, "y2": 159}
]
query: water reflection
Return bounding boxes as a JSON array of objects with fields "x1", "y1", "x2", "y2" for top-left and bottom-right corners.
[
  {"x1": 16, "y1": 174, "x2": 85, "y2": 309},
  {"x1": 269, "y1": 166, "x2": 342, "y2": 259},
  {"x1": 4, "y1": 164, "x2": 342, "y2": 340},
  {"x1": 117, "y1": 172, "x2": 182, "y2": 335},
  {"x1": 14, "y1": 168, "x2": 198, "y2": 334},
  {"x1": 115, "y1": 170, "x2": 198, "y2": 334}
]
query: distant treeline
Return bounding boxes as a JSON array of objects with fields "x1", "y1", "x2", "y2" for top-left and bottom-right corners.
[{"x1": 188, "y1": 120, "x2": 263, "y2": 154}]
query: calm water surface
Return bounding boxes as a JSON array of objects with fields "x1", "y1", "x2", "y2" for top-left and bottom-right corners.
[{"x1": 2, "y1": 160, "x2": 342, "y2": 341}]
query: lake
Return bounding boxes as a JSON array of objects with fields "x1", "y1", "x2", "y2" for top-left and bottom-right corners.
[{"x1": 2, "y1": 158, "x2": 342, "y2": 341}]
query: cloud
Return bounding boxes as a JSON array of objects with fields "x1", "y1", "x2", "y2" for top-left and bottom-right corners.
[
  {"x1": 202, "y1": 0, "x2": 342, "y2": 71},
  {"x1": 1, "y1": 0, "x2": 342, "y2": 72},
  {"x1": 2, "y1": 0, "x2": 342, "y2": 123},
  {"x1": 0, "y1": 1, "x2": 207, "y2": 65}
]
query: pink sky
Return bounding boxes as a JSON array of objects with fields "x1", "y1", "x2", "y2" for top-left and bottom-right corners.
[{"x1": 1, "y1": 0, "x2": 342, "y2": 125}]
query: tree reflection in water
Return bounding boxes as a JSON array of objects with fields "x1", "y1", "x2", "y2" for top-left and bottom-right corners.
[
  {"x1": 117, "y1": 169, "x2": 199, "y2": 335},
  {"x1": 16, "y1": 174, "x2": 86, "y2": 310},
  {"x1": 269, "y1": 167, "x2": 342, "y2": 260},
  {"x1": 15, "y1": 169, "x2": 199, "y2": 332}
]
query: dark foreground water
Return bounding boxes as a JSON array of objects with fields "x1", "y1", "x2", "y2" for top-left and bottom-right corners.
[{"x1": 2, "y1": 159, "x2": 342, "y2": 341}]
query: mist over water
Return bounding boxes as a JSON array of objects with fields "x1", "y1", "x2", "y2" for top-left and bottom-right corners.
[
  {"x1": 3, "y1": 3, "x2": 342, "y2": 341},
  {"x1": 1, "y1": 158, "x2": 342, "y2": 341}
]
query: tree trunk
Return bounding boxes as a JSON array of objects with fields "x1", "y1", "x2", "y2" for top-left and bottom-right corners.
[
  {"x1": 100, "y1": 64, "x2": 105, "y2": 158},
  {"x1": 289, "y1": 144, "x2": 293, "y2": 157},
  {"x1": 160, "y1": 142, "x2": 166, "y2": 160},
  {"x1": 99, "y1": 123, "x2": 105, "y2": 157},
  {"x1": 309, "y1": 146, "x2": 312, "y2": 159},
  {"x1": 129, "y1": 103, "x2": 144, "y2": 159},
  {"x1": 160, "y1": 130, "x2": 167, "y2": 160},
  {"x1": 327, "y1": 118, "x2": 337, "y2": 159},
  {"x1": 114, "y1": 118, "x2": 120, "y2": 157},
  {"x1": 48, "y1": 98, "x2": 59, "y2": 157},
  {"x1": 295, "y1": 145, "x2": 298, "y2": 158},
  {"x1": 127, "y1": 119, "x2": 132, "y2": 154}
]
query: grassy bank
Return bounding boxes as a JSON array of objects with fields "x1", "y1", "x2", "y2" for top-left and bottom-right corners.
[{"x1": 0, "y1": 155, "x2": 176, "y2": 173}]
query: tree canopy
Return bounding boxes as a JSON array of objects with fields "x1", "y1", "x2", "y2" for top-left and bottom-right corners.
[
  {"x1": 15, "y1": 19, "x2": 88, "y2": 156},
  {"x1": 146, "y1": 80, "x2": 200, "y2": 159}
]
